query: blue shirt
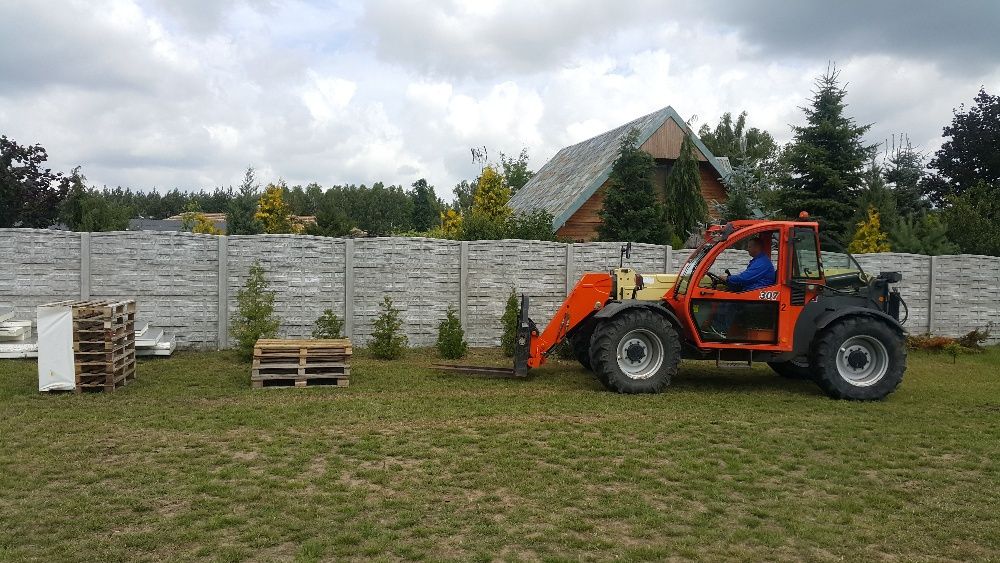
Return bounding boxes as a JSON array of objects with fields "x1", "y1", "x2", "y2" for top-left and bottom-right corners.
[{"x1": 727, "y1": 254, "x2": 776, "y2": 291}]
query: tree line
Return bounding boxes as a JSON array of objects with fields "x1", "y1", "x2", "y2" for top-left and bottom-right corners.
[{"x1": 0, "y1": 141, "x2": 554, "y2": 240}]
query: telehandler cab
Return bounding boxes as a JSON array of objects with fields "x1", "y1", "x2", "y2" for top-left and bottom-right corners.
[{"x1": 438, "y1": 216, "x2": 909, "y2": 400}]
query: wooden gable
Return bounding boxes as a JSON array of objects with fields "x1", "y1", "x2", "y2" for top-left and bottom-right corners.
[{"x1": 639, "y1": 117, "x2": 709, "y2": 162}]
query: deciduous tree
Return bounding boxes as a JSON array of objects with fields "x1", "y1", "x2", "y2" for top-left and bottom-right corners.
[
  {"x1": 0, "y1": 136, "x2": 69, "y2": 228},
  {"x1": 255, "y1": 182, "x2": 298, "y2": 234},
  {"x1": 848, "y1": 207, "x2": 890, "y2": 254},
  {"x1": 927, "y1": 88, "x2": 1000, "y2": 204}
]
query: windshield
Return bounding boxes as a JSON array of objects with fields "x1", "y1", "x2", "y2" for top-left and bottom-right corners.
[
  {"x1": 820, "y1": 235, "x2": 866, "y2": 279},
  {"x1": 675, "y1": 241, "x2": 717, "y2": 295}
]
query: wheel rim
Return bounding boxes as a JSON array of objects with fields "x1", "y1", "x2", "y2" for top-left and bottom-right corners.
[
  {"x1": 835, "y1": 335, "x2": 889, "y2": 387},
  {"x1": 616, "y1": 329, "x2": 664, "y2": 380}
]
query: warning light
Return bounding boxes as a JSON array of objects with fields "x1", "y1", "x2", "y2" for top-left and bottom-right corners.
[{"x1": 798, "y1": 211, "x2": 810, "y2": 219}]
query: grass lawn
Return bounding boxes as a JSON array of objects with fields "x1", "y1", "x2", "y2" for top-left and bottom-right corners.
[{"x1": 1, "y1": 347, "x2": 998, "y2": 562}]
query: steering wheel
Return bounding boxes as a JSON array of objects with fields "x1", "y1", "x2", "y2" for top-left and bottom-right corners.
[{"x1": 706, "y1": 271, "x2": 727, "y2": 289}]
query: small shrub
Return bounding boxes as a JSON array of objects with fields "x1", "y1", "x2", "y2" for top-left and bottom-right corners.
[
  {"x1": 956, "y1": 323, "x2": 992, "y2": 350},
  {"x1": 369, "y1": 296, "x2": 407, "y2": 360},
  {"x1": 436, "y1": 307, "x2": 467, "y2": 359},
  {"x1": 908, "y1": 324, "x2": 993, "y2": 354},
  {"x1": 906, "y1": 334, "x2": 955, "y2": 352},
  {"x1": 311, "y1": 309, "x2": 344, "y2": 339},
  {"x1": 500, "y1": 288, "x2": 519, "y2": 357},
  {"x1": 944, "y1": 341, "x2": 962, "y2": 364},
  {"x1": 230, "y1": 261, "x2": 279, "y2": 361}
]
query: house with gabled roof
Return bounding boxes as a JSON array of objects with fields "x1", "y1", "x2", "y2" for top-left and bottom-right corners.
[{"x1": 509, "y1": 106, "x2": 732, "y2": 241}]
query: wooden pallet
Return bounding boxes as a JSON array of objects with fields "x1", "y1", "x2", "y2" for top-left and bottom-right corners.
[
  {"x1": 251, "y1": 375, "x2": 350, "y2": 389},
  {"x1": 64, "y1": 299, "x2": 138, "y2": 393},
  {"x1": 252, "y1": 338, "x2": 352, "y2": 389}
]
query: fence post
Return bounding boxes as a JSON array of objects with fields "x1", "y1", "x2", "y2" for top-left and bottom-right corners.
[
  {"x1": 665, "y1": 245, "x2": 673, "y2": 273},
  {"x1": 927, "y1": 255, "x2": 937, "y2": 334},
  {"x1": 459, "y1": 241, "x2": 469, "y2": 329},
  {"x1": 80, "y1": 232, "x2": 91, "y2": 300},
  {"x1": 565, "y1": 243, "x2": 575, "y2": 295},
  {"x1": 344, "y1": 238, "x2": 355, "y2": 339},
  {"x1": 217, "y1": 236, "x2": 228, "y2": 350}
]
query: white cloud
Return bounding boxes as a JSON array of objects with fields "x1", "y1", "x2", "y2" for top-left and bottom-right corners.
[
  {"x1": 301, "y1": 73, "x2": 357, "y2": 123},
  {"x1": 0, "y1": 0, "x2": 998, "y2": 202}
]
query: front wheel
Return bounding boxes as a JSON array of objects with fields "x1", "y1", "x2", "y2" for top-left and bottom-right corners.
[
  {"x1": 811, "y1": 317, "x2": 907, "y2": 400},
  {"x1": 590, "y1": 309, "x2": 681, "y2": 394}
]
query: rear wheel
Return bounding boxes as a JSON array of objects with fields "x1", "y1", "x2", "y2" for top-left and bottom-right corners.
[
  {"x1": 811, "y1": 316, "x2": 906, "y2": 400},
  {"x1": 590, "y1": 309, "x2": 681, "y2": 394},
  {"x1": 768, "y1": 357, "x2": 813, "y2": 380}
]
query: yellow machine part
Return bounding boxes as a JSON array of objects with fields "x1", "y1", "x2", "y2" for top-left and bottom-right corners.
[{"x1": 613, "y1": 269, "x2": 679, "y2": 301}]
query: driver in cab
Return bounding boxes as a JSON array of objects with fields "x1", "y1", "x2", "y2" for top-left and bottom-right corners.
[
  {"x1": 706, "y1": 236, "x2": 776, "y2": 339},
  {"x1": 724, "y1": 236, "x2": 776, "y2": 292}
]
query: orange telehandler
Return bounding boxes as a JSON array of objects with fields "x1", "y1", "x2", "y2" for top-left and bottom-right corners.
[{"x1": 438, "y1": 217, "x2": 909, "y2": 400}]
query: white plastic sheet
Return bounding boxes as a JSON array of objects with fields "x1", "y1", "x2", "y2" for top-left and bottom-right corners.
[{"x1": 37, "y1": 304, "x2": 75, "y2": 392}]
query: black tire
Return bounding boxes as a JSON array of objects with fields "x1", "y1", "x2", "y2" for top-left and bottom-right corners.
[
  {"x1": 811, "y1": 316, "x2": 907, "y2": 400},
  {"x1": 768, "y1": 357, "x2": 814, "y2": 380},
  {"x1": 569, "y1": 323, "x2": 595, "y2": 371},
  {"x1": 590, "y1": 309, "x2": 681, "y2": 394}
]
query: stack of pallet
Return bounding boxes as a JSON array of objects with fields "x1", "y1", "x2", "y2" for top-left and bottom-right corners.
[
  {"x1": 71, "y1": 300, "x2": 137, "y2": 392},
  {"x1": 37, "y1": 299, "x2": 137, "y2": 393},
  {"x1": 251, "y1": 339, "x2": 352, "y2": 388}
]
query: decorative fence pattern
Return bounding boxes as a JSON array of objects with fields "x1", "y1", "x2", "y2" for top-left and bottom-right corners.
[{"x1": 2, "y1": 229, "x2": 997, "y2": 349}]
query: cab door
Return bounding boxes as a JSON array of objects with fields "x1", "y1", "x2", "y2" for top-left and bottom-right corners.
[
  {"x1": 778, "y1": 225, "x2": 825, "y2": 346},
  {"x1": 687, "y1": 227, "x2": 784, "y2": 348}
]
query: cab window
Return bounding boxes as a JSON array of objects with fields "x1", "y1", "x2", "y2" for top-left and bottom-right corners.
[{"x1": 791, "y1": 228, "x2": 822, "y2": 280}]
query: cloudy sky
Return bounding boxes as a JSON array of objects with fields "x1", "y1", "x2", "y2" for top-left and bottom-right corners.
[{"x1": 2, "y1": 1, "x2": 998, "y2": 199}]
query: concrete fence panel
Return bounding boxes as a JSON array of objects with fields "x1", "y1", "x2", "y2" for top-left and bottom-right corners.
[
  {"x1": 227, "y1": 234, "x2": 346, "y2": 344},
  {"x1": 2, "y1": 228, "x2": 998, "y2": 348},
  {"x1": 0, "y1": 229, "x2": 81, "y2": 320},
  {"x1": 353, "y1": 237, "x2": 460, "y2": 347},
  {"x1": 90, "y1": 231, "x2": 219, "y2": 348}
]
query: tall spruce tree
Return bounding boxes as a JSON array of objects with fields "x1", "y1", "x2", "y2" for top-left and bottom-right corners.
[
  {"x1": 664, "y1": 133, "x2": 708, "y2": 241},
  {"x1": 775, "y1": 67, "x2": 876, "y2": 240},
  {"x1": 597, "y1": 129, "x2": 669, "y2": 244},
  {"x1": 884, "y1": 137, "x2": 929, "y2": 218},
  {"x1": 227, "y1": 166, "x2": 262, "y2": 235},
  {"x1": 409, "y1": 178, "x2": 441, "y2": 232}
]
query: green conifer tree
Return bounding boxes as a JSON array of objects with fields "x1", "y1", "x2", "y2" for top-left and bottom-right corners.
[
  {"x1": 227, "y1": 166, "x2": 263, "y2": 235},
  {"x1": 775, "y1": 66, "x2": 877, "y2": 239},
  {"x1": 597, "y1": 129, "x2": 670, "y2": 243},
  {"x1": 369, "y1": 296, "x2": 408, "y2": 360},
  {"x1": 230, "y1": 262, "x2": 279, "y2": 360},
  {"x1": 664, "y1": 133, "x2": 708, "y2": 239},
  {"x1": 410, "y1": 178, "x2": 441, "y2": 232}
]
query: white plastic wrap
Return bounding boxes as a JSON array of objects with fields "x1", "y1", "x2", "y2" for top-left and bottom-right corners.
[{"x1": 36, "y1": 304, "x2": 75, "y2": 392}]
